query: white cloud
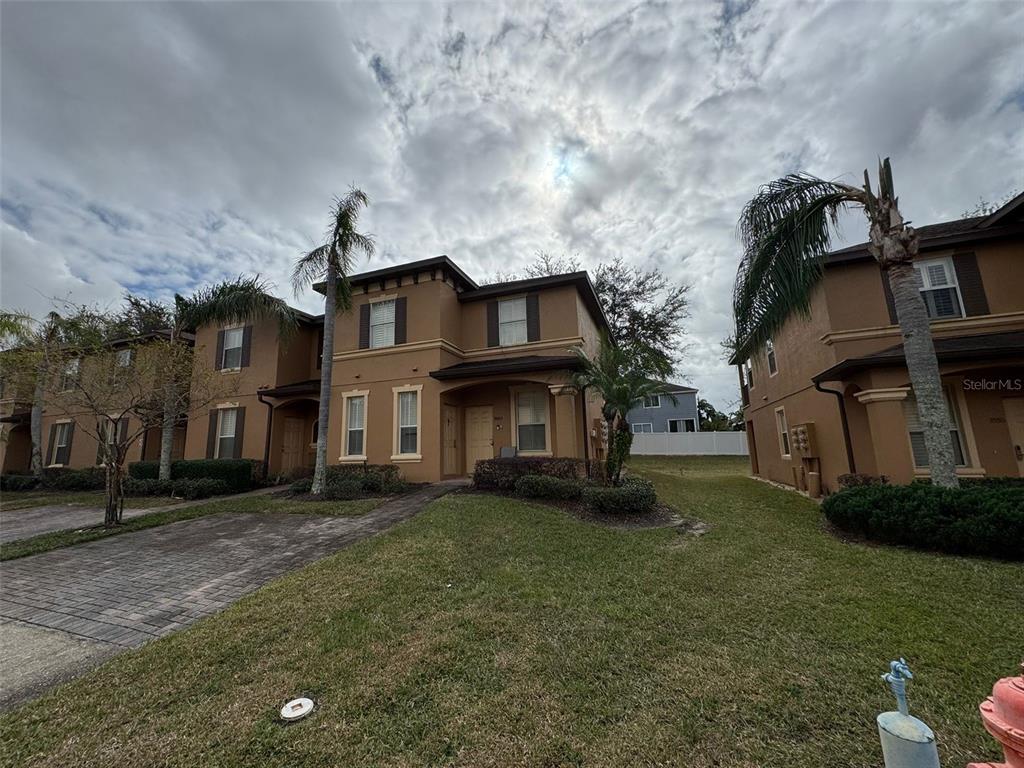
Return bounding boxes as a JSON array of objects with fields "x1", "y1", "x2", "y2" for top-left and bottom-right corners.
[{"x1": 1, "y1": 0, "x2": 1022, "y2": 407}]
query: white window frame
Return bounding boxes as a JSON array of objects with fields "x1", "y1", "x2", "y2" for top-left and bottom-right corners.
[
  {"x1": 642, "y1": 394, "x2": 662, "y2": 409},
  {"x1": 498, "y1": 296, "x2": 528, "y2": 347},
  {"x1": 49, "y1": 420, "x2": 73, "y2": 466},
  {"x1": 913, "y1": 256, "x2": 964, "y2": 321},
  {"x1": 766, "y1": 338, "x2": 778, "y2": 376},
  {"x1": 339, "y1": 390, "x2": 368, "y2": 461},
  {"x1": 391, "y1": 384, "x2": 422, "y2": 461},
  {"x1": 369, "y1": 298, "x2": 397, "y2": 349},
  {"x1": 61, "y1": 358, "x2": 80, "y2": 391},
  {"x1": 215, "y1": 407, "x2": 238, "y2": 459},
  {"x1": 510, "y1": 385, "x2": 551, "y2": 455},
  {"x1": 744, "y1": 360, "x2": 754, "y2": 390},
  {"x1": 904, "y1": 387, "x2": 969, "y2": 468},
  {"x1": 668, "y1": 418, "x2": 696, "y2": 433},
  {"x1": 775, "y1": 407, "x2": 790, "y2": 458},
  {"x1": 116, "y1": 348, "x2": 132, "y2": 367},
  {"x1": 221, "y1": 327, "x2": 244, "y2": 370},
  {"x1": 631, "y1": 422, "x2": 654, "y2": 434}
]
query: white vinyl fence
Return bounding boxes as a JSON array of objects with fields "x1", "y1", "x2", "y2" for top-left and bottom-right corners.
[{"x1": 630, "y1": 431, "x2": 748, "y2": 456}]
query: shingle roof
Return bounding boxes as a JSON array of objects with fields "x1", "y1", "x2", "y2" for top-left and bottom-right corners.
[
  {"x1": 648, "y1": 379, "x2": 698, "y2": 394},
  {"x1": 429, "y1": 355, "x2": 581, "y2": 381}
]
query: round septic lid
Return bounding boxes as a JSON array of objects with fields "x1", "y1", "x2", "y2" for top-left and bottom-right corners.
[{"x1": 280, "y1": 697, "x2": 314, "y2": 722}]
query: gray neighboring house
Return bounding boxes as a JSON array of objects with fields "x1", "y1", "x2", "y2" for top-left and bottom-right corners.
[{"x1": 626, "y1": 381, "x2": 700, "y2": 434}]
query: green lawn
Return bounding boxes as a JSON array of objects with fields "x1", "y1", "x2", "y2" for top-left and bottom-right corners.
[
  {"x1": 1, "y1": 456, "x2": 1019, "y2": 767},
  {"x1": 0, "y1": 489, "x2": 174, "y2": 511},
  {"x1": 0, "y1": 494, "x2": 382, "y2": 561}
]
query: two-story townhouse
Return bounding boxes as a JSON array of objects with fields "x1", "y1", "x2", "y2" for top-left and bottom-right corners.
[
  {"x1": 625, "y1": 382, "x2": 700, "y2": 434},
  {"x1": 184, "y1": 256, "x2": 610, "y2": 482},
  {"x1": 733, "y1": 192, "x2": 1024, "y2": 493}
]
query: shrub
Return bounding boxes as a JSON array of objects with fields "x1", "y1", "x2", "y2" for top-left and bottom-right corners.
[
  {"x1": 472, "y1": 457, "x2": 586, "y2": 492},
  {"x1": 1, "y1": 475, "x2": 39, "y2": 492},
  {"x1": 838, "y1": 473, "x2": 889, "y2": 489},
  {"x1": 325, "y1": 464, "x2": 401, "y2": 486},
  {"x1": 170, "y1": 478, "x2": 229, "y2": 500},
  {"x1": 128, "y1": 461, "x2": 160, "y2": 480},
  {"x1": 323, "y1": 479, "x2": 363, "y2": 501},
  {"x1": 124, "y1": 478, "x2": 173, "y2": 497},
  {"x1": 514, "y1": 475, "x2": 584, "y2": 501},
  {"x1": 39, "y1": 467, "x2": 106, "y2": 491},
  {"x1": 582, "y1": 477, "x2": 657, "y2": 515},
  {"x1": 128, "y1": 458, "x2": 264, "y2": 491},
  {"x1": 289, "y1": 478, "x2": 313, "y2": 495},
  {"x1": 382, "y1": 479, "x2": 411, "y2": 495},
  {"x1": 822, "y1": 484, "x2": 1024, "y2": 560}
]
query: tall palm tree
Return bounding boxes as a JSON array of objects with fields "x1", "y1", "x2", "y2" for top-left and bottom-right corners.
[
  {"x1": 159, "y1": 277, "x2": 297, "y2": 480},
  {"x1": 732, "y1": 158, "x2": 958, "y2": 488},
  {"x1": 571, "y1": 334, "x2": 670, "y2": 485},
  {"x1": 293, "y1": 189, "x2": 375, "y2": 495}
]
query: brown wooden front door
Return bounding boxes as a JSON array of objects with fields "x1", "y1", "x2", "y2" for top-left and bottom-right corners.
[
  {"x1": 465, "y1": 406, "x2": 493, "y2": 474},
  {"x1": 281, "y1": 417, "x2": 306, "y2": 474},
  {"x1": 442, "y1": 405, "x2": 459, "y2": 476}
]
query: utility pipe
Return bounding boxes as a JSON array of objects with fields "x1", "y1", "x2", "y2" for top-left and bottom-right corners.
[{"x1": 814, "y1": 380, "x2": 855, "y2": 474}]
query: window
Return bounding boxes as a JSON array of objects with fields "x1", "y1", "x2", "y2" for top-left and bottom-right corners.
[
  {"x1": 222, "y1": 327, "x2": 244, "y2": 369},
  {"x1": 397, "y1": 390, "x2": 418, "y2": 454},
  {"x1": 216, "y1": 408, "x2": 237, "y2": 459},
  {"x1": 642, "y1": 394, "x2": 662, "y2": 409},
  {"x1": 61, "y1": 359, "x2": 80, "y2": 391},
  {"x1": 904, "y1": 389, "x2": 967, "y2": 467},
  {"x1": 631, "y1": 423, "x2": 654, "y2": 434},
  {"x1": 498, "y1": 297, "x2": 528, "y2": 346},
  {"x1": 775, "y1": 407, "x2": 790, "y2": 458},
  {"x1": 515, "y1": 389, "x2": 548, "y2": 451},
  {"x1": 766, "y1": 339, "x2": 778, "y2": 376},
  {"x1": 744, "y1": 360, "x2": 754, "y2": 389},
  {"x1": 370, "y1": 299, "x2": 396, "y2": 348},
  {"x1": 311, "y1": 420, "x2": 319, "y2": 445},
  {"x1": 668, "y1": 419, "x2": 696, "y2": 433},
  {"x1": 52, "y1": 422, "x2": 72, "y2": 465},
  {"x1": 913, "y1": 257, "x2": 963, "y2": 320},
  {"x1": 346, "y1": 396, "x2": 365, "y2": 456},
  {"x1": 116, "y1": 348, "x2": 132, "y2": 367}
]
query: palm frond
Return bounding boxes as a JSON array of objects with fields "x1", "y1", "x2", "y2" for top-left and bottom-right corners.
[
  {"x1": 292, "y1": 244, "x2": 332, "y2": 294},
  {"x1": 732, "y1": 174, "x2": 864, "y2": 362},
  {"x1": 180, "y1": 276, "x2": 298, "y2": 338},
  {"x1": 294, "y1": 188, "x2": 375, "y2": 298}
]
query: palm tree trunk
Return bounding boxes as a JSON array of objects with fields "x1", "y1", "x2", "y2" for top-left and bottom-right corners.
[
  {"x1": 158, "y1": 381, "x2": 177, "y2": 481},
  {"x1": 311, "y1": 262, "x2": 337, "y2": 495},
  {"x1": 887, "y1": 262, "x2": 959, "y2": 488},
  {"x1": 29, "y1": 361, "x2": 46, "y2": 476}
]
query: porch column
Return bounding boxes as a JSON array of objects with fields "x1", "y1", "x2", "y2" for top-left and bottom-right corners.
[
  {"x1": 854, "y1": 387, "x2": 914, "y2": 484},
  {"x1": 549, "y1": 385, "x2": 580, "y2": 458}
]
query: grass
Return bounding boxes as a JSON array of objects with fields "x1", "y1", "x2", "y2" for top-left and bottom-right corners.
[
  {"x1": 0, "y1": 490, "x2": 173, "y2": 511},
  {"x1": 0, "y1": 494, "x2": 382, "y2": 561},
  {"x1": 1, "y1": 456, "x2": 1019, "y2": 766}
]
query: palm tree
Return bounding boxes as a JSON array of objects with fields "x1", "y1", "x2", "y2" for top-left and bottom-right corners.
[
  {"x1": 159, "y1": 277, "x2": 297, "y2": 481},
  {"x1": 732, "y1": 158, "x2": 958, "y2": 488},
  {"x1": 571, "y1": 334, "x2": 670, "y2": 485},
  {"x1": 293, "y1": 189, "x2": 375, "y2": 495}
]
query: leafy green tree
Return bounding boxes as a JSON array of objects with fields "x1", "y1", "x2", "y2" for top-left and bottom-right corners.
[
  {"x1": 698, "y1": 398, "x2": 731, "y2": 431},
  {"x1": 293, "y1": 189, "x2": 375, "y2": 495},
  {"x1": 732, "y1": 158, "x2": 958, "y2": 487}
]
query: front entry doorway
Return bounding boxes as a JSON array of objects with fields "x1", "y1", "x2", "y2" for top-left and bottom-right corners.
[
  {"x1": 281, "y1": 417, "x2": 306, "y2": 474},
  {"x1": 442, "y1": 405, "x2": 459, "y2": 476},
  {"x1": 465, "y1": 405, "x2": 494, "y2": 474},
  {"x1": 1004, "y1": 398, "x2": 1024, "y2": 476}
]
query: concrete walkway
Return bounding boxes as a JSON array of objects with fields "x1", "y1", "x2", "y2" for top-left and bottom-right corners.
[
  {"x1": 0, "y1": 481, "x2": 462, "y2": 711},
  {"x1": 0, "y1": 486, "x2": 279, "y2": 544}
]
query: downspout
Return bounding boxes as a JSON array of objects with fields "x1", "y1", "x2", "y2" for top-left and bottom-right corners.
[
  {"x1": 814, "y1": 380, "x2": 855, "y2": 474},
  {"x1": 579, "y1": 384, "x2": 590, "y2": 468},
  {"x1": 256, "y1": 389, "x2": 273, "y2": 471}
]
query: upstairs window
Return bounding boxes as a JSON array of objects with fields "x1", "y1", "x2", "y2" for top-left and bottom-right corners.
[
  {"x1": 642, "y1": 394, "x2": 661, "y2": 409},
  {"x1": 744, "y1": 360, "x2": 754, "y2": 390},
  {"x1": 370, "y1": 299, "x2": 396, "y2": 348},
  {"x1": 914, "y1": 257, "x2": 963, "y2": 320},
  {"x1": 61, "y1": 359, "x2": 80, "y2": 391},
  {"x1": 222, "y1": 327, "x2": 244, "y2": 369},
  {"x1": 903, "y1": 389, "x2": 967, "y2": 467},
  {"x1": 116, "y1": 349, "x2": 132, "y2": 367},
  {"x1": 498, "y1": 297, "x2": 528, "y2": 346},
  {"x1": 766, "y1": 339, "x2": 778, "y2": 376}
]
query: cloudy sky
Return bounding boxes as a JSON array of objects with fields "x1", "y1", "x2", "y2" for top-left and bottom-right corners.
[{"x1": 2, "y1": 1, "x2": 1022, "y2": 407}]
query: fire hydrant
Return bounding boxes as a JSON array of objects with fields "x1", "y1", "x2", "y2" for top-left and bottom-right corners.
[
  {"x1": 878, "y1": 658, "x2": 940, "y2": 768},
  {"x1": 968, "y1": 663, "x2": 1024, "y2": 768}
]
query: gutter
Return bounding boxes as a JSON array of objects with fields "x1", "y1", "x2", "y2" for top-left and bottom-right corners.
[
  {"x1": 814, "y1": 381, "x2": 855, "y2": 474},
  {"x1": 256, "y1": 389, "x2": 273, "y2": 470}
]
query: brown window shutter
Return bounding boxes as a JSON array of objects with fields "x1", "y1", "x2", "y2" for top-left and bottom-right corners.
[
  {"x1": 316, "y1": 326, "x2": 324, "y2": 369},
  {"x1": 358, "y1": 304, "x2": 371, "y2": 349},
  {"x1": 526, "y1": 293, "x2": 540, "y2": 342},
  {"x1": 394, "y1": 297, "x2": 408, "y2": 345},
  {"x1": 233, "y1": 407, "x2": 246, "y2": 459},
  {"x1": 880, "y1": 269, "x2": 898, "y2": 324},
  {"x1": 486, "y1": 301, "x2": 499, "y2": 347},
  {"x1": 215, "y1": 330, "x2": 225, "y2": 370},
  {"x1": 46, "y1": 423, "x2": 57, "y2": 465},
  {"x1": 240, "y1": 325, "x2": 253, "y2": 368},
  {"x1": 952, "y1": 252, "x2": 989, "y2": 316},
  {"x1": 60, "y1": 422, "x2": 75, "y2": 465},
  {"x1": 206, "y1": 410, "x2": 218, "y2": 459}
]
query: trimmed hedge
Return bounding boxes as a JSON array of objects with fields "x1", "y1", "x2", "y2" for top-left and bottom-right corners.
[
  {"x1": 289, "y1": 478, "x2": 313, "y2": 495},
  {"x1": 40, "y1": 467, "x2": 106, "y2": 491},
  {"x1": 323, "y1": 479, "x2": 364, "y2": 501},
  {"x1": 325, "y1": 464, "x2": 401, "y2": 486},
  {"x1": 514, "y1": 475, "x2": 584, "y2": 501},
  {"x1": 472, "y1": 457, "x2": 586, "y2": 492},
  {"x1": 124, "y1": 478, "x2": 173, "y2": 497},
  {"x1": 582, "y1": 477, "x2": 658, "y2": 515},
  {"x1": 1, "y1": 475, "x2": 39, "y2": 492},
  {"x1": 822, "y1": 484, "x2": 1024, "y2": 560},
  {"x1": 123, "y1": 477, "x2": 230, "y2": 500},
  {"x1": 838, "y1": 473, "x2": 889, "y2": 489},
  {"x1": 128, "y1": 459, "x2": 264, "y2": 492}
]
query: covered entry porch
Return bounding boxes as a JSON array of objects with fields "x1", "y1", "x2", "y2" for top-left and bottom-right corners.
[{"x1": 257, "y1": 381, "x2": 321, "y2": 477}]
